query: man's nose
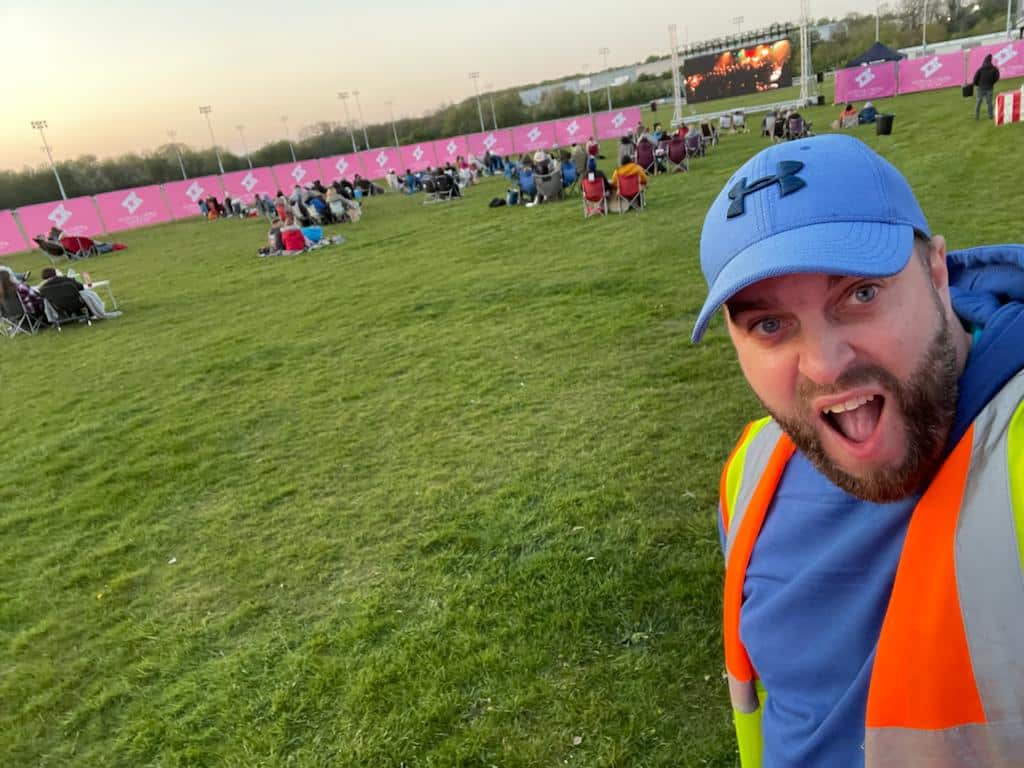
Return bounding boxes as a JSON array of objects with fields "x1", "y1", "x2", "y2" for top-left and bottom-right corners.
[{"x1": 798, "y1": 328, "x2": 856, "y2": 388}]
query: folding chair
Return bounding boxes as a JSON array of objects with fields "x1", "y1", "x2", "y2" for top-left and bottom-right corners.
[
  {"x1": 0, "y1": 293, "x2": 42, "y2": 337},
  {"x1": 561, "y1": 161, "x2": 578, "y2": 195},
  {"x1": 732, "y1": 111, "x2": 749, "y2": 133},
  {"x1": 684, "y1": 132, "x2": 704, "y2": 159},
  {"x1": 581, "y1": 174, "x2": 608, "y2": 218},
  {"x1": 435, "y1": 174, "x2": 458, "y2": 202},
  {"x1": 421, "y1": 177, "x2": 439, "y2": 204},
  {"x1": 535, "y1": 168, "x2": 563, "y2": 203},
  {"x1": 616, "y1": 173, "x2": 645, "y2": 213},
  {"x1": 518, "y1": 168, "x2": 537, "y2": 204},
  {"x1": 666, "y1": 137, "x2": 688, "y2": 172},
  {"x1": 719, "y1": 114, "x2": 733, "y2": 134},
  {"x1": 61, "y1": 236, "x2": 99, "y2": 260},
  {"x1": 699, "y1": 122, "x2": 718, "y2": 150},
  {"x1": 38, "y1": 282, "x2": 93, "y2": 331},
  {"x1": 840, "y1": 114, "x2": 858, "y2": 129},
  {"x1": 635, "y1": 139, "x2": 657, "y2": 175},
  {"x1": 762, "y1": 114, "x2": 776, "y2": 140}
]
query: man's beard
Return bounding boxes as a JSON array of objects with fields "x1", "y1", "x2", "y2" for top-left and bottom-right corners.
[{"x1": 766, "y1": 311, "x2": 960, "y2": 503}]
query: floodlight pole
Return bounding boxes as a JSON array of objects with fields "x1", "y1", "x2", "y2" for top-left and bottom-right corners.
[
  {"x1": 922, "y1": 0, "x2": 929, "y2": 51},
  {"x1": 1008, "y1": 0, "x2": 1014, "y2": 38},
  {"x1": 167, "y1": 130, "x2": 188, "y2": 180},
  {"x1": 875, "y1": 0, "x2": 881, "y2": 41},
  {"x1": 353, "y1": 90, "x2": 370, "y2": 150},
  {"x1": 733, "y1": 15, "x2": 744, "y2": 34},
  {"x1": 669, "y1": 25, "x2": 685, "y2": 128},
  {"x1": 199, "y1": 106, "x2": 225, "y2": 175},
  {"x1": 485, "y1": 83, "x2": 498, "y2": 130},
  {"x1": 385, "y1": 101, "x2": 401, "y2": 150},
  {"x1": 236, "y1": 124, "x2": 253, "y2": 169},
  {"x1": 468, "y1": 72, "x2": 486, "y2": 132},
  {"x1": 31, "y1": 120, "x2": 67, "y2": 200},
  {"x1": 280, "y1": 116, "x2": 297, "y2": 162},
  {"x1": 337, "y1": 92, "x2": 359, "y2": 154},
  {"x1": 581, "y1": 66, "x2": 596, "y2": 137},
  {"x1": 599, "y1": 47, "x2": 613, "y2": 109}
]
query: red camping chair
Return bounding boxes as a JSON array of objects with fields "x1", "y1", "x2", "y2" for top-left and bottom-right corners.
[
  {"x1": 581, "y1": 174, "x2": 607, "y2": 218},
  {"x1": 635, "y1": 138, "x2": 657, "y2": 175},
  {"x1": 616, "y1": 173, "x2": 645, "y2": 213},
  {"x1": 666, "y1": 137, "x2": 688, "y2": 172},
  {"x1": 60, "y1": 236, "x2": 98, "y2": 259},
  {"x1": 684, "y1": 131, "x2": 703, "y2": 159}
]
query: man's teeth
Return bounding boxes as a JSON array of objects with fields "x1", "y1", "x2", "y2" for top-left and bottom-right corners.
[{"x1": 822, "y1": 394, "x2": 876, "y2": 415}]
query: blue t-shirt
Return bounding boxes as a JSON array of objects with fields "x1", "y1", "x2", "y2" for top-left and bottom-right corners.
[{"x1": 723, "y1": 300, "x2": 1024, "y2": 767}]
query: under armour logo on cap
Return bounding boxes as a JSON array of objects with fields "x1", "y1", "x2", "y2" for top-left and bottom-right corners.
[{"x1": 727, "y1": 161, "x2": 806, "y2": 219}]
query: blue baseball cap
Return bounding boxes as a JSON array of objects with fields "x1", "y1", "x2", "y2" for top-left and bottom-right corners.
[{"x1": 691, "y1": 134, "x2": 930, "y2": 342}]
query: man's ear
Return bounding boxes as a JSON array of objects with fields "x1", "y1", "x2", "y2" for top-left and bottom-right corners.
[{"x1": 927, "y1": 234, "x2": 949, "y2": 292}]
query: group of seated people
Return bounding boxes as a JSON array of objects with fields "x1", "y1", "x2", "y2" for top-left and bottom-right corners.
[
  {"x1": 830, "y1": 101, "x2": 879, "y2": 129},
  {"x1": 261, "y1": 213, "x2": 340, "y2": 256},
  {"x1": 273, "y1": 180, "x2": 365, "y2": 227},
  {"x1": 0, "y1": 264, "x2": 120, "y2": 329},
  {"x1": 397, "y1": 164, "x2": 468, "y2": 197},
  {"x1": 32, "y1": 227, "x2": 125, "y2": 260},
  {"x1": 762, "y1": 108, "x2": 812, "y2": 141}
]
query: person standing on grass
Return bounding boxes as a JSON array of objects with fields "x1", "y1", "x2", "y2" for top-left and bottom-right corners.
[
  {"x1": 691, "y1": 134, "x2": 1024, "y2": 767},
  {"x1": 973, "y1": 53, "x2": 1000, "y2": 120}
]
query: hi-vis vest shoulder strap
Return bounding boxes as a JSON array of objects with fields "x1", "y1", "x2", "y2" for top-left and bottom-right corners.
[{"x1": 719, "y1": 370, "x2": 1024, "y2": 768}]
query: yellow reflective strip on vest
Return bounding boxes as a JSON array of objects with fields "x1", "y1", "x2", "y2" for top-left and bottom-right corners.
[
  {"x1": 734, "y1": 680, "x2": 767, "y2": 768},
  {"x1": 724, "y1": 417, "x2": 772, "y2": 530},
  {"x1": 1008, "y1": 399, "x2": 1024, "y2": 574}
]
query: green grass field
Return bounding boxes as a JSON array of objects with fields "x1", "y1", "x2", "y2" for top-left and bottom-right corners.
[{"x1": 2, "y1": 81, "x2": 1022, "y2": 767}]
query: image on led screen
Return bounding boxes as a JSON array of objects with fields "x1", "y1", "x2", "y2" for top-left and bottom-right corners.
[{"x1": 683, "y1": 39, "x2": 792, "y2": 103}]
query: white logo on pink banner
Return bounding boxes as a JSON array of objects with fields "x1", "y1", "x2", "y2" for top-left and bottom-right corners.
[
  {"x1": 921, "y1": 57, "x2": 942, "y2": 78},
  {"x1": 291, "y1": 165, "x2": 307, "y2": 184},
  {"x1": 335, "y1": 157, "x2": 349, "y2": 176},
  {"x1": 446, "y1": 140, "x2": 458, "y2": 155},
  {"x1": 527, "y1": 127, "x2": 542, "y2": 143},
  {"x1": 483, "y1": 134, "x2": 497, "y2": 150},
  {"x1": 240, "y1": 172, "x2": 258, "y2": 192},
  {"x1": 611, "y1": 112, "x2": 627, "y2": 129},
  {"x1": 375, "y1": 152, "x2": 388, "y2": 169},
  {"x1": 565, "y1": 120, "x2": 580, "y2": 137},
  {"x1": 594, "y1": 108, "x2": 642, "y2": 140},
  {"x1": 121, "y1": 191, "x2": 143, "y2": 215},
  {"x1": 186, "y1": 181, "x2": 205, "y2": 202},
  {"x1": 49, "y1": 203, "x2": 73, "y2": 229},
  {"x1": 855, "y1": 68, "x2": 876, "y2": 88},
  {"x1": 412, "y1": 146, "x2": 424, "y2": 162},
  {"x1": 993, "y1": 44, "x2": 1018, "y2": 68}
]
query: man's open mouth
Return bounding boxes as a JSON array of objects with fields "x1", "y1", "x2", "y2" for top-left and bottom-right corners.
[{"x1": 821, "y1": 394, "x2": 886, "y2": 444}]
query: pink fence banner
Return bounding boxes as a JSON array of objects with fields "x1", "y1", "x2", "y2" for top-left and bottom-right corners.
[
  {"x1": 968, "y1": 40, "x2": 1024, "y2": 81},
  {"x1": 898, "y1": 52, "x2": 965, "y2": 94},
  {"x1": 555, "y1": 115, "x2": 595, "y2": 146},
  {"x1": 222, "y1": 167, "x2": 277, "y2": 202},
  {"x1": 357, "y1": 147, "x2": 401, "y2": 179},
  {"x1": 466, "y1": 129, "x2": 514, "y2": 158},
  {"x1": 511, "y1": 122, "x2": 557, "y2": 152},
  {"x1": 433, "y1": 136, "x2": 469, "y2": 165},
  {"x1": 595, "y1": 107, "x2": 643, "y2": 140},
  {"x1": 95, "y1": 185, "x2": 172, "y2": 233},
  {"x1": 163, "y1": 175, "x2": 222, "y2": 220},
  {"x1": 18, "y1": 196, "x2": 104, "y2": 240},
  {"x1": 272, "y1": 160, "x2": 323, "y2": 191},
  {"x1": 835, "y1": 62, "x2": 898, "y2": 103},
  {"x1": 0, "y1": 210, "x2": 27, "y2": 256},
  {"x1": 400, "y1": 142, "x2": 438, "y2": 172},
  {"x1": 319, "y1": 153, "x2": 364, "y2": 184}
]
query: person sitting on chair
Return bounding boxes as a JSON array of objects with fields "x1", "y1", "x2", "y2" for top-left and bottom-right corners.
[
  {"x1": 38, "y1": 267, "x2": 119, "y2": 319},
  {"x1": 610, "y1": 153, "x2": 649, "y2": 191},
  {"x1": 833, "y1": 103, "x2": 858, "y2": 129},
  {"x1": 585, "y1": 157, "x2": 612, "y2": 200},
  {"x1": 0, "y1": 268, "x2": 44, "y2": 320}
]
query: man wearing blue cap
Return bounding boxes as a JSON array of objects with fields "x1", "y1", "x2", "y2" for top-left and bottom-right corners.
[{"x1": 696, "y1": 134, "x2": 1024, "y2": 767}]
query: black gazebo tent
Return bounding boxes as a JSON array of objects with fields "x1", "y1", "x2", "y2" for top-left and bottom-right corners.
[{"x1": 847, "y1": 42, "x2": 904, "y2": 67}]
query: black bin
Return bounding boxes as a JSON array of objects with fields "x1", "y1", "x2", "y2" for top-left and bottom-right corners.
[
  {"x1": 963, "y1": 84, "x2": 974, "y2": 97},
  {"x1": 876, "y1": 113, "x2": 895, "y2": 135}
]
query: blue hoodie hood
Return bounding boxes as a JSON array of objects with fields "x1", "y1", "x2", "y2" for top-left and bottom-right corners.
[{"x1": 947, "y1": 244, "x2": 1024, "y2": 446}]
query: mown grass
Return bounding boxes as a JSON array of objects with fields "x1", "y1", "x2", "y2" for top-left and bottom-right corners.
[{"x1": 1, "y1": 80, "x2": 1021, "y2": 767}]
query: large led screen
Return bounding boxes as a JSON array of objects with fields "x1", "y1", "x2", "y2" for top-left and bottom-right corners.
[{"x1": 683, "y1": 39, "x2": 792, "y2": 103}]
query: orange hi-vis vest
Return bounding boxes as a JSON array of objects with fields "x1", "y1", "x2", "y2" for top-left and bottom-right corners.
[{"x1": 720, "y1": 370, "x2": 1024, "y2": 767}]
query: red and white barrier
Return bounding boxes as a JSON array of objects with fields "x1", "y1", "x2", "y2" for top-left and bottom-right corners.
[{"x1": 995, "y1": 88, "x2": 1023, "y2": 126}]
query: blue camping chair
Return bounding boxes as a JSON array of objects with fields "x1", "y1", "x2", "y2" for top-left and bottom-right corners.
[
  {"x1": 518, "y1": 168, "x2": 536, "y2": 202},
  {"x1": 561, "y1": 161, "x2": 578, "y2": 194}
]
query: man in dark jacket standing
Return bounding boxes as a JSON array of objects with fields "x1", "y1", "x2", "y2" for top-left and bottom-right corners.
[{"x1": 973, "y1": 53, "x2": 1000, "y2": 120}]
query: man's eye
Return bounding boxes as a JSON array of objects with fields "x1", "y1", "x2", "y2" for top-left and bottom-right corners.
[
  {"x1": 852, "y1": 285, "x2": 879, "y2": 303},
  {"x1": 753, "y1": 318, "x2": 782, "y2": 335}
]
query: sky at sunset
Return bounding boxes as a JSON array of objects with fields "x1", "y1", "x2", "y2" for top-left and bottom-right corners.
[{"x1": 3, "y1": 0, "x2": 878, "y2": 171}]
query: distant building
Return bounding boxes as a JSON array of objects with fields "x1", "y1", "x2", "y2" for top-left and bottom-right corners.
[
  {"x1": 518, "y1": 65, "x2": 638, "y2": 106},
  {"x1": 814, "y1": 21, "x2": 848, "y2": 42}
]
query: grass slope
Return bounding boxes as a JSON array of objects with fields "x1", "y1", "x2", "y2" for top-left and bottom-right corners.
[{"x1": 1, "y1": 81, "x2": 1021, "y2": 767}]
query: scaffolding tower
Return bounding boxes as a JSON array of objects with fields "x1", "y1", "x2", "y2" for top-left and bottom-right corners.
[
  {"x1": 669, "y1": 24, "x2": 686, "y2": 128},
  {"x1": 799, "y1": 0, "x2": 818, "y2": 106}
]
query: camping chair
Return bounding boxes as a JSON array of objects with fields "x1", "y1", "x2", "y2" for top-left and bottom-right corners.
[
  {"x1": 38, "y1": 282, "x2": 92, "y2": 331},
  {"x1": 840, "y1": 114, "x2": 858, "y2": 129},
  {"x1": 684, "y1": 132, "x2": 704, "y2": 159},
  {"x1": 434, "y1": 174, "x2": 458, "y2": 202},
  {"x1": 422, "y1": 177, "x2": 439, "y2": 204},
  {"x1": 61, "y1": 236, "x2": 99, "y2": 259},
  {"x1": 732, "y1": 111, "x2": 749, "y2": 133},
  {"x1": 33, "y1": 237, "x2": 68, "y2": 264},
  {"x1": 666, "y1": 137, "x2": 688, "y2": 172},
  {"x1": 719, "y1": 114, "x2": 733, "y2": 133},
  {"x1": 617, "y1": 139, "x2": 635, "y2": 167},
  {"x1": 0, "y1": 292, "x2": 42, "y2": 337},
  {"x1": 635, "y1": 139, "x2": 657, "y2": 175},
  {"x1": 762, "y1": 114, "x2": 776, "y2": 140},
  {"x1": 561, "y1": 161, "x2": 578, "y2": 195},
  {"x1": 535, "y1": 168, "x2": 564, "y2": 203},
  {"x1": 616, "y1": 173, "x2": 645, "y2": 213},
  {"x1": 518, "y1": 168, "x2": 537, "y2": 203},
  {"x1": 699, "y1": 122, "x2": 718, "y2": 150},
  {"x1": 581, "y1": 174, "x2": 608, "y2": 218}
]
